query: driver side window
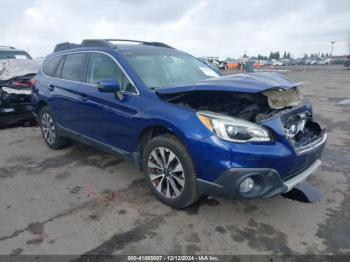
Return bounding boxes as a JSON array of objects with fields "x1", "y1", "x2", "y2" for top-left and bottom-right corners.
[{"x1": 86, "y1": 52, "x2": 136, "y2": 94}]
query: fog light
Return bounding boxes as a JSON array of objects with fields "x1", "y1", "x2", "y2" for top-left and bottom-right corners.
[{"x1": 239, "y1": 177, "x2": 254, "y2": 193}]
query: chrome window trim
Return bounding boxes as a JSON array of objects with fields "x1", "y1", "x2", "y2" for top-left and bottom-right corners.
[{"x1": 40, "y1": 50, "x2": 140, "y2": 96}]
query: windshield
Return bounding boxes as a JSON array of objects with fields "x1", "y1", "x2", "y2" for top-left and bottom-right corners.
[
  {"x1": 0, "y1": 51, "x2": 32, "y2": 60},
  {"x1": 124, "y1": 52, "x2": 219, "y2": 89}
]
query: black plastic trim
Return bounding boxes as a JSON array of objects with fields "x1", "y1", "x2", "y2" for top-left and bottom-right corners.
[
  {"x1": 57, "y1": 124, "x2": 134, "y2": 162},
  {"x1": 197, "y1": 168, "x2": 287, "y2": 200}
]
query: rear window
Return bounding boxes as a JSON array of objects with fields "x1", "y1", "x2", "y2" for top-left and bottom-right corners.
[
  {"x1": 61, "y1": 53, "x2": 86, "y2": 82},
  {"x1": 42, "y1": 56, "x2": 61, "y2": 77},
  {"x1": 54, "y1": 56, "x2": 65, "y2": 78},
  {"x1": 0, "y1": 51, "x2": 32, "y2": 60}
]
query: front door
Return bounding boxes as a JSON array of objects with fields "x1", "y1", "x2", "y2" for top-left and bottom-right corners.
[{"x1": 70, "y1": 52, "x2": 140, "y2": 153}]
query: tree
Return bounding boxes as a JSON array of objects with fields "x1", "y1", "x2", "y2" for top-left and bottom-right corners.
[
  {"x1": 266, "y1": 51, "x2": 286, "y2": 60},
  {"x1": 276, "y1": 51, "x2": 280, "y2": 60}
]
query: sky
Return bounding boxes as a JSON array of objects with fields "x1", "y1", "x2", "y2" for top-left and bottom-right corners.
[{"x1": 1, "y1": 0, "x2": 350, "y2": 59}]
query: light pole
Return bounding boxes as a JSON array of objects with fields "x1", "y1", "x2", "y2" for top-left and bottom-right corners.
[{"x1": 330, "y1": 41, "x2": 335, "y2": 57}]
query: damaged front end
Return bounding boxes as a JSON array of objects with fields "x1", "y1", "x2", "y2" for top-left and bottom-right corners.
[
  {"x1": 158, "y1": 73, "x2": 325, "y2": 154},
  {"x1": 281, "y1": 107, "x2": 327, "y2": 156},
  {"x1": 157, "y1": 72, "x2": 326, "y2": 199},
  {"x1": 262, "y1": 86, "x2": 303, "y2": 110},
  {"x1": 159, "y1": 85, "x2": 307, "y2": 121},
  {"x1": 263, "y1": 87, "x2": 326, "y2": 155}
]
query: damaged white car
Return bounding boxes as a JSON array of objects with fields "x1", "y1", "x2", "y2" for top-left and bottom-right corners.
[{"x1": 0, "y1": 46, "x2": 40, "y2": 127}]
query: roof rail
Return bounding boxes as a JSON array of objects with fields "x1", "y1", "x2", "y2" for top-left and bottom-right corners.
[
  {"x1": 0, "y1": 45, "x2": 15, "y2": 49},
  {"x1": 81, "y1": 39, "x2": 115, "y2": 48},
  {"x1": 53, "y1": 42, "x2": 81, "y2": 52},
  {"x1": 103, "y1": 39, "x2": 174, "y2": 49},
  {"x1": 53, "y1": 39, "x2": 174, "y2": 52}
]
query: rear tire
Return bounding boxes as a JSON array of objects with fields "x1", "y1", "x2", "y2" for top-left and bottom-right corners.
[
  {"x1": 143, "y1": 134, "x2": 201, "y2": 209},
  {"x1": 39, "y1": 106, "x2": 69, "y2": 149}
]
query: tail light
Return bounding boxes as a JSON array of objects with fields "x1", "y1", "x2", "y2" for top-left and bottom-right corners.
[
  {"x1": 10, "y1": 79, "x2": 36, "y2": 88},
  {"x1": 29, "y1": 79, "x2": 37, "y2": 88},
  {"x1": 29, "y1": 79, "x2": 36, "y2": 94},
  {"x1": 11, "y1": 81, "x2": 30, "y2": 87}
]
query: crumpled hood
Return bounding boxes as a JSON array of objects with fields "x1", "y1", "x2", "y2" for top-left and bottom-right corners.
[
  {"x1": 0, "y1": 59, "x2": 40, "y2": 81},
  {"x1": 156, "y1": 72, "x2": 300, "y2": 95}
]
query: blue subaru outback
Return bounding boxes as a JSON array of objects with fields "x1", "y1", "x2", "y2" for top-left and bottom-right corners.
[{"x1": 32, "y1": 39, "x2": 327, "y2": 208}]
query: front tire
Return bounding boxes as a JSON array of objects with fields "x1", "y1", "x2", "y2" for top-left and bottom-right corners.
[
  {"x1": 39, "y1": 106, "x2": 69, "y2": 149},
  {"x1": 143, "y1": 134, "x2": 200, "y2": 209}
]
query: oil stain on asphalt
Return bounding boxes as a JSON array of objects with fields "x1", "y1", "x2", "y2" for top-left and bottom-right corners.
[
  {"x1": 73, "y1": 212, "x2": 176, "y2": 259},
  {"x1": 224, "y1": 219, "x2": 292, "y2": 254}
]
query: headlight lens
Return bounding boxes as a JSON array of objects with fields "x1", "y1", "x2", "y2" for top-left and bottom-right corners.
[{"x1": 197, "y1": 111, "x2": 271, "y2": 143}]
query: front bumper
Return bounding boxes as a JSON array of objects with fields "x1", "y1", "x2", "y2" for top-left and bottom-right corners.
[
  {"x1": 197, "y1": 158, "x2": 323, "y2": 200},
  {"x1": 192, "y1": 101, "x2": 326, "y2": 199},
  {"x1": 283, "y1": 159, "x2": 321, "y2": 192}
]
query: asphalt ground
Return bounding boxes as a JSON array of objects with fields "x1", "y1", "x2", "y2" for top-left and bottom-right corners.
[{"x1": 0, "y1": 65, "x2": 349, "y2": 259}]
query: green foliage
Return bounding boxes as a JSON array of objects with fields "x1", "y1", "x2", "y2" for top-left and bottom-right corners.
[{"x1": 268, "y1": 51, "x2": 281, "y2": 60}]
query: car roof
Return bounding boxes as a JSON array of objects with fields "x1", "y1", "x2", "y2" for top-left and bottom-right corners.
[
  {"x1": 49, "y1": 44, "x2": 181, "y2": 57},
  {"x1": 52, "y1": 39, "x2": 176, "y2": 53},
  {"x1": 46, "y1": 41, "x2": 184, "y2": 62}
]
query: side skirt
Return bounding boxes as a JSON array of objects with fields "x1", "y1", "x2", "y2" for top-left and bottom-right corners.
[{"x1": 57, "y1": 124, "x2": 141, "y2": 168}]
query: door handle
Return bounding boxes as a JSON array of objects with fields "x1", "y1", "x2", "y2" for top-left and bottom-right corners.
[
  {"x1": 78, "y1": 94, "x2": 88, "y2": 101},
  {"x1": 48, "y1": 84, "x2": 55, "y2": 91}
]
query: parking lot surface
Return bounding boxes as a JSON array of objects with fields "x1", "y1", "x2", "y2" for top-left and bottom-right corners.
[{"x1": 0, "y1": 65, "x2": 349, "y2": 256}]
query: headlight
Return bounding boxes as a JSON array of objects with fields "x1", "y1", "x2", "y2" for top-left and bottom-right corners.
[{"x1": 197, "y1": 111, "x2": 271, "y2": 143}]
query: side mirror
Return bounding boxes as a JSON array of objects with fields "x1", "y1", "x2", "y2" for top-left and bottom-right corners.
[{"x1": 96, "y1": 79, "x2": 120, "y2": 93}]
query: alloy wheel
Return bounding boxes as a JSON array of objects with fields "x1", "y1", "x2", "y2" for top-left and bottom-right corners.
[
  {"x1": 41, "y1": 112, "x2": 56, "y2": 144},
  {"x1": 148, "y1": 147, "x2": 185, "y2": 199}
]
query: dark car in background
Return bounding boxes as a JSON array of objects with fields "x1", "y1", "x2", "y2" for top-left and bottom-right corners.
[{"x1": 0, "y1": 46, "x2": 39, "y2": 127}]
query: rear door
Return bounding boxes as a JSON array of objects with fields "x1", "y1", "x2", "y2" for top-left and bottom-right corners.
[{"x1": 49, "y1": 52, "x2": 89, "y2": 132}]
